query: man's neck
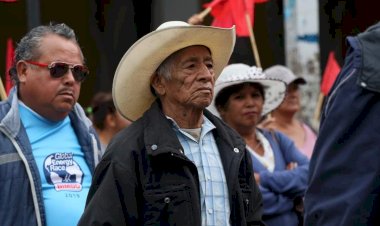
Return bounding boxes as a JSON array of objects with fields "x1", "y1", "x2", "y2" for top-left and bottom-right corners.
[
  {"x1": 96, "y1": 129, "x2": 114, "y2": 147},
  {"x1": 162, "y1": 104, "x2": 204, "y2": 129}
]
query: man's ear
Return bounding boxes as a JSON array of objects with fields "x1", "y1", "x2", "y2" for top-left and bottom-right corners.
[
  {"x1": 16, "y1": 61, "x2": 28, "y2": 83},
  {"x1": 150, "y1": 73, "x2": 166, "y2": 96},
  {"x1": 105, "y1": 113, "x2": 116, "y2": 128}
]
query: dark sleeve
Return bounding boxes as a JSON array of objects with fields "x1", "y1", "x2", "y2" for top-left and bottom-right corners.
[
  {"x1": 78, "y1": 159, "x2": 140, "y2": 225},
  {"x1": 244, "y1": 150, "x2": 266, "y2": 226},
  {"x1": 259, "y1": 186, "x2": 294, "y2": 216},
  {"x1": 248, "y1": 179, "x2": 266, "y2": 226},
  {"x1": 305, "y1": 34, "x2": 380, "y2": 225},
  {"x1": 260, "y1": 132, "x2": 309, "y2": 198}
]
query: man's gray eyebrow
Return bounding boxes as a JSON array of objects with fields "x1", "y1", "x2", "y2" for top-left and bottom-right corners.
[{"x1": 182, "y1": 56, "x2": 213, "y2": 63}]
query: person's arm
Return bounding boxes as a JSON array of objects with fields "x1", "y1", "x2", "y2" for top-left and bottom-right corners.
[
  {"x1": 260, "y1": 131, "x2": 309, "y2": 198},
  {"x1": 78, "y1": 159, "x2": 140, "y2": 225},
  {"x1": 260, "y1": 186, "x2": 295, "y2": 216}
]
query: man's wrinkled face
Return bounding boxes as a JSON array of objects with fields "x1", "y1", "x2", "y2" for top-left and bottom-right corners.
[{"x1": 153, "y1": 45, "x2": 215, "y2": 110}]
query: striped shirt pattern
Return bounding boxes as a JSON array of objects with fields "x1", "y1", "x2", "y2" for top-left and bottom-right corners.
[{"x1": 168, "y1": 116, "x2": 231, "y2": 226}]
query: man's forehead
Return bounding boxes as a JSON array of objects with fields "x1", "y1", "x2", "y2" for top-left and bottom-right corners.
[
  {"x1": 178, "y1": 45, "x2": 211, "y2": 54},
  {"x1": 173, "y1": 45, "x2": 212, "y2": 61}
]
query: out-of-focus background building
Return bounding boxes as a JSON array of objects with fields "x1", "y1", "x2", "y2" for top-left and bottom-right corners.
[{"x1": 1, "y1": 0, "x2": 379, "y2": 125}]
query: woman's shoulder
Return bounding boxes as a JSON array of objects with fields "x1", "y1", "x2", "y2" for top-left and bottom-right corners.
[{"x1": 257, "y1": 127, "x2": 289, "y2": 141}]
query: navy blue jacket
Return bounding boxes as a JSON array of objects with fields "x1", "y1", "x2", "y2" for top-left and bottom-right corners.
[
  {"x1": 0, "y1": 88, "x2": 100, "y2": 226},
  {"x1": 304, "y1": 22, "x2": 380, "y2": 226}
]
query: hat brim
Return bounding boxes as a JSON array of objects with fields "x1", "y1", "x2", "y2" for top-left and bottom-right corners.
[
  {"x1": 208, "y1": 79, "x2": 286, "y2": 117},
  {"x1": 113, "y1": 25, "x2": 236, "y2": 121},
  {"x1": 291, "y1": 77, "x2": 307, "y2": 85}
]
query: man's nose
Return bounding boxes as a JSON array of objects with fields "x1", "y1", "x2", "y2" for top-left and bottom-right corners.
[
  {"x1": 198, "y1": 64, "x2": 214, "y2": 81},
  {"x1": 63, "y1": 69, "x2": 76, "y2": 84}
]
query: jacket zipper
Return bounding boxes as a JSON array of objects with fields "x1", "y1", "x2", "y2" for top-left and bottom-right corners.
[
  {"x1": 245, "y1": 198, "x2": 250, "y2": 213},
  {"x1": 0, "y1": 127, "x2": 43, "y2": 226},
  {"x1": 90, "y1": 133, "x2": 100, "y2": 166}
]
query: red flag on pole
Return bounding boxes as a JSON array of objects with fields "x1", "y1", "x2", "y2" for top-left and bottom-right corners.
[
  {"x1": 5, "y1": 38, "x2": 14, "y2": 95},
  {"x1": 205, "y1": 0, "x2": 225, "y2": 9},
  {"x1": 320, "y1": 51, "x2": 341, "y2": 96},
  {"x1": 204, "y1": 0, "x2": 268, "y2": 37}
]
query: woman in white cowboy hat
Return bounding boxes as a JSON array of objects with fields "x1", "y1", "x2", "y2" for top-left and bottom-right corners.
[
  {"x1": 79, "y1": 21, "x2": 265, "y2": 226},
  {"x1": 209, "y1": 63, "x2": 309, "y2": 226}
]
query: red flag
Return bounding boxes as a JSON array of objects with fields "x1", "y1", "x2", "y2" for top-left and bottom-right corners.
[
  {"x1": 204, "y1": 0, "x2": 268, "y2": 37},
  {"x1": 204, "y1": 0, "x2": 225, "y2": 9},
  {"x1": 5, "y1": 38, "x2": 14, "y2": 94},
  {"x1": 320, "y1": 51, "x2": 341, "y2": 96}
]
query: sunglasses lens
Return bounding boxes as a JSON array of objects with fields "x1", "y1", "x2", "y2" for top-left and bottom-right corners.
[
  {"x1": 72, "y1": 66, "x2": 89, "y2": 82},
  {"x1": 50, "y1": 63, "x2": 69, "y2": 78},
  {"x1": 49, "y1": 63, "x2": 89, "y2": 82}
]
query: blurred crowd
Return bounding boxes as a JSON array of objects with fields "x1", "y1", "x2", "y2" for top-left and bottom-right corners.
[{"x1": 1, "y1": 11, "x2": 379, "y2": 226}]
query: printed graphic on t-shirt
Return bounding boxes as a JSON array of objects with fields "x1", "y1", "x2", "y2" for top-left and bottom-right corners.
[{"x1": 43, "y1": 152, "x2": 84, "y2": 191}]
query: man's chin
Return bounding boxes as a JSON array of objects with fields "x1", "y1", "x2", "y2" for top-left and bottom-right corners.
[
  {"x1": 196, "y1": 100, "x2": 212, "y2": 110},
  {"x1": 56, "y1": 103, "x2": 75, "y2": 114}
]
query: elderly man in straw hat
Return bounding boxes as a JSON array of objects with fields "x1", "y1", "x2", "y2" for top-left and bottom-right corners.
[{"x1": 79, "y1": 21, "x2": 264, "y2": 226}]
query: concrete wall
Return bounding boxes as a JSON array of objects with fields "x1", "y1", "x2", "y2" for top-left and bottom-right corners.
[
  {"x1": 152, "y1": 0, "x2": 200, "y2": 29},
  {"x1": 284, "y1": 0, "x2": 320, "y2": 129}
]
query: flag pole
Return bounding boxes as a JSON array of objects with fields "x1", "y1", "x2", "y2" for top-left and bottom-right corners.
[
  {"x1": 245, "y1": 12, "x2": 261, "y2": 68},
  {"x1": 0, "y1": 78, "x2": 7, "y2": 100},
  {"x1": 196, "y1": 0, "x2": 224, "y2": 20},
  {"x1": 198, "y1": 7, "x2": 212, "y2": 19},
  {"x1": 188, "y1": 7, "x2": 211, "y2": 25},
  {"x1": 313, "y1": 93, "x2": 324, "y2": 122}
]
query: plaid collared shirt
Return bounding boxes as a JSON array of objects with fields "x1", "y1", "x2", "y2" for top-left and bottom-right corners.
[{"x1": 169, "y1": 116, "x2": 231, "y2": 226}]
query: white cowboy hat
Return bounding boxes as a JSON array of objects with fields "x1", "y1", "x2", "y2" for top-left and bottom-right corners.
[
  {"x1": 208, "y1": 63, "x2": 287, "y2": 117},
  {"x1": 264, "y1": 65, "x2": 306, "y2": 85},
  {"x1": 112, "y1": 21, "x2": 236, "y2": 121}
]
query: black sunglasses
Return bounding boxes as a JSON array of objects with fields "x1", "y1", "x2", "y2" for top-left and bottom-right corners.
[{"x1": 25, "y1": 61, "x2": 89, "y2": 82}]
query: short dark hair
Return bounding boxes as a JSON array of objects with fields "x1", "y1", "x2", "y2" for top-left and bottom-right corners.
[
  {"x1": 215, "y1": 82, "x2": 265, "y2": 110},
  {"x1": 88, "y1": 92, "x2": 116, "y2": 130}
]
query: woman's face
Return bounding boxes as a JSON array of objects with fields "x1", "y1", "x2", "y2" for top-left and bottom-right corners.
[
  {"x1": 277, "y1": 82, "x2": 301, "y2": 114},
  {"x1": 218, "y1": 84, "x2": 264, "y2": 130}
]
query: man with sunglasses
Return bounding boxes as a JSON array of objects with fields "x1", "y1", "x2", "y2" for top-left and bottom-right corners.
[{"x1": 0, "y1": 23, "x2": 100, "y2": 226}]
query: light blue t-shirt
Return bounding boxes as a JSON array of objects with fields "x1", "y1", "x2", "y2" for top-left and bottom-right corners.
[{"x1": 19, "y1": 102, "x2": 92, "y2": 226}]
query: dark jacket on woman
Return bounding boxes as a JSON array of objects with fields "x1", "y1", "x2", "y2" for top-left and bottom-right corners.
[{"x1": 79, "y1": 100, "x2": 265, "y2": 226}]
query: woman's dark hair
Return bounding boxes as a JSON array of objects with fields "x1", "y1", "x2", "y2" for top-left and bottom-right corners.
[
  {"x1": 88, "y1": 92, "x2": 116, "y2": 130},
  {"x1": 215, "y1": 82, "x2": 265, "y2": 110}
]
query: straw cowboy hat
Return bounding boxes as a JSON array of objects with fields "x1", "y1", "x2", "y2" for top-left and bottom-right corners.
[
  {"x1": 112, "y1": 21, "x2": 236, "y2": 121},
  {"x1": 264, "y1": 65, "x2": 306, "y2": 85},
  {"x1": 208, "y1": 63, "x2": 287, "y2": 117}
]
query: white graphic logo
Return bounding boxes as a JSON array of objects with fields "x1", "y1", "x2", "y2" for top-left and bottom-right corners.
[{"x1": 43, "y1": 153, "x2": 84, "y2": 191}]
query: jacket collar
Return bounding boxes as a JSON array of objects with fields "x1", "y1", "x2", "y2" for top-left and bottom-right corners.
[
  {"x1": 142, "y1": 100, "x2": 246, "y2": 158},
  {"x1": 142, "y1": 100, "x2": 184, "y2": 156},
  {"x1": 0, "y1": 87, "x2": 95, "y2": 141},
  {"x1": 0, "y1": 87, "x2": 23, "y2": 137}
]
